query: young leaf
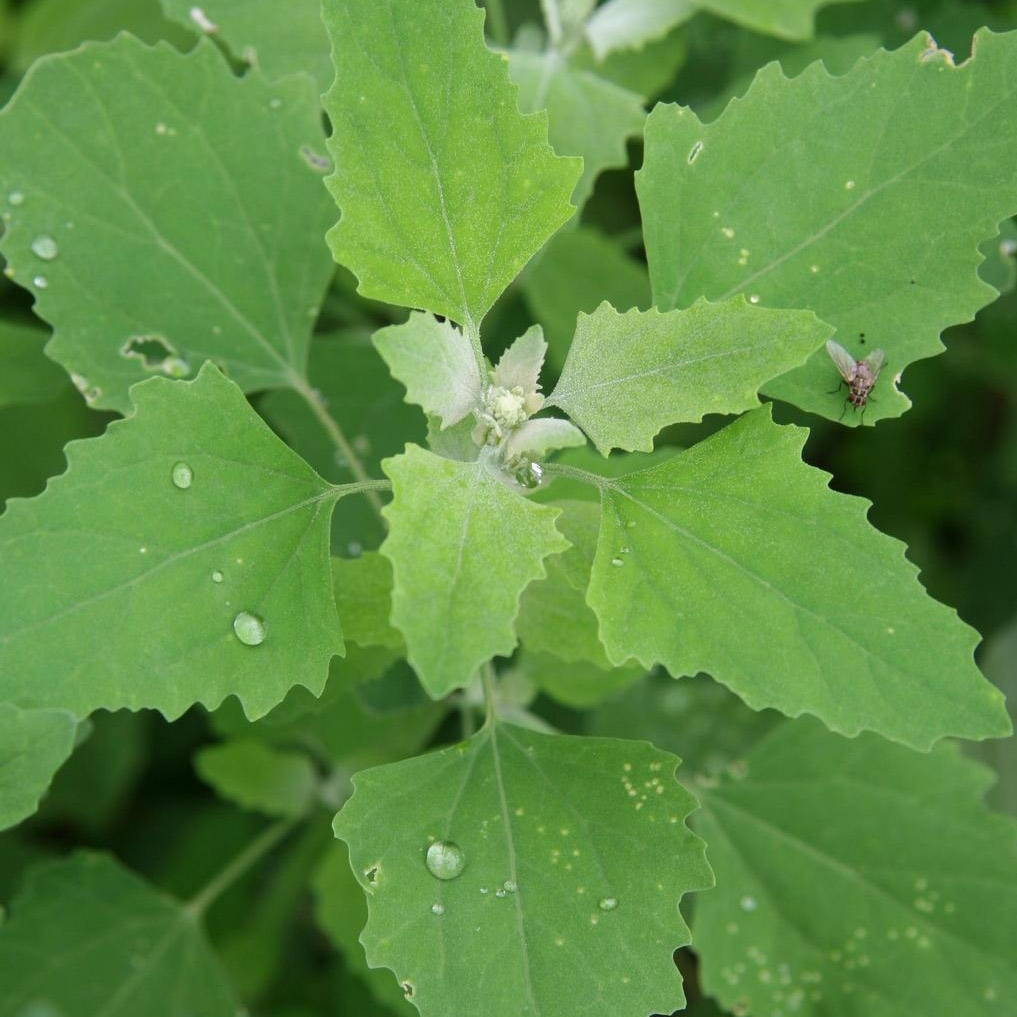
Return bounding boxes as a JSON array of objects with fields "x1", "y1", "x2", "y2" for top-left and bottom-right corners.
[
  {"x1": 0, "y1": 316, "x2": 67, "y2": 407},
  {"x1": 322, "y1": 0, "x2": 581, "y2": 329},
  {"x1": 508, "y1": 50, "x2": 646, "y2": 208},
  {"x1": 333, "y1": 722, "x2": 713, "y2": 1017},
  {"x1": 0, "y1": 34, "x2": 334, "y2": 412},
  {"x1": 703, "y1": 0, "x2": 861, "y2": 41},
  {"x1": 546, "y1": 299, "x2": 830, "y2": 453},
  {"x1": 585, "y1": 0, "x2": 697, "y2": 59},
  {"x1": 381, "y1": 445, "x2": 569, "y2": 697},
  {"x1": 694, "y1": 719, "x2": 1017, "y2": 1017},
  {"x1": 162, "y1": 0, "x2": 332, "y2": 90},
  {"x1": 373, "y1": 313, "x2": 483, "y2": 428},
  {"x1": 638, "y1": 30, "x2": 1017, "y2": 424},
  {"x1": 0, "y1": 853, "x2": 238, "y2": 1015},
  {"x1": 194, "y1": 739, "x2": 319, "y2": 819},
  {"x1": 0, "y1": 364, "x2": 342, "y2": 720},
  {"x1": 0, "y1": 703, "x2": 76, "y2": 831},
  {"x1": 586, "y1": 406, "x2": 1010, "y2": 749}
]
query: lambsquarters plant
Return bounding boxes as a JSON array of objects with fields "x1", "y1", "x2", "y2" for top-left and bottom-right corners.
[{"x1": 0, "y1": 0, "x2": 1015, "y2": 1014}]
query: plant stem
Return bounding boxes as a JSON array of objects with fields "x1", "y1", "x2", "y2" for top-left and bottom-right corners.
[
  {"x1": 290, "y1": 374, "x2": 386, "y2": 519},
  {"x1": 465, "y1": 320, "x2": 487, "y2": 378},
  {"x1": 484, "y1": 0, "x2": 510, "y2": 46},
  {"x1": 333, "y1": 478, "x2": 392, "y2": 501},
  {"x1": 186, "y1": 818, "x2": 296, "y2": 918},
  {"x1": 541, "y1": 461, "x2": 613, "y2": 492}
]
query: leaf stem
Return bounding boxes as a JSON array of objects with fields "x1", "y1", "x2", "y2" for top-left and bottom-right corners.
[
  {"x1": 185, "y1": 818, "x2": 296, "y2": 918},
  {"x1": 465, "y1": 320, "x2": 488, "y2": 378},
  {"x1": 290, "y1": 375, "x2": 386, "y2": 519},
  {"x1": 541, "y1": 462, "x2": 613, "y2": 491},
  {"x1": 332, "y1": 478, "x2": 393, "y2": 501},
  {"x1": 484, "y1": 0, "x2": 510, "y2": 46}
]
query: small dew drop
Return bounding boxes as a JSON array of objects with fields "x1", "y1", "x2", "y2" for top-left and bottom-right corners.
[
  {"x1": 8, "y1": 191, "x2": 24, "y2": 206},
  {"x1": 347, "y1": 541, "x2": 363, "y2": 558},
  {"x1": 598, "y1": 897, "x2": 618, "y2": 912},
  {"x1": 33, "y1": 275, "x2": 48, "y2": 289},
  {"x1": 211, "y1": 570, "x2": 224, "y2": 584},
  {"x1": 31, "y1": 235, "x2": 58, "y2": 260},
  {"x1": 171, "y1": 462, "x2": 193, "y2": 489},
  {"x1": 495, "y1": 888, "x2": 507, "y2": 898},
  {"x1": 425, "y1": 840, "x2": 466, "y2": 881},
  {"x1": 749, "y1": 294, "x2": 760, "y2": 304},
  {"x1": 269, "y1": 98, "x2": 282, "y2": 110},
  {"x1": 163, "y1": 357, "x2": 190, "y2": 378},
  {"x1": 233, "y1": 611, "x2": 267, "y2": 647},
  {"x1": 1001, "y1": 239, "x2": 1017, "y2": 258},
  {"x1": 611, "y1": 558, "x2": 624, "y2": 568},
  {"x1": 431, "y1": 903, "x2": 445, "y2": 916},
  {"x1": 722, "y1": 226, "x2": 735, "y2": 239},
  {"x1": 740, "y1": 895, "x2": 758, "y2": 912},
  {"x1": 504, "y1": 879, "x2": 518, "y2": 893},
  {"x1": 479, "y1": 886, "x2": 488, "y2": 895},
  {"x1": 845, "y1": 180, "x2": 856, "y2": 190}
]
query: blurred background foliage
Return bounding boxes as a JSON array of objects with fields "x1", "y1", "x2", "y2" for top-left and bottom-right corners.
[{"x1": 0, "y1": 0, "x2": 1015, "y2": 1013}]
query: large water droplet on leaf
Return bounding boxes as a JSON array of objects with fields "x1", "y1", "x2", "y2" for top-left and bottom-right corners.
[
  {"x1": 425, "y1": 840, "x2": 466, "y2": 880},
  {"x1": 233, "y1": 611, "x2": 266, "y2": 646},
  {"x1": 30, "y1": 234, "x2": 58, "y2": 260},
  {"x1": 171, "y1": 462, "x2": 193, "y2": 489}
]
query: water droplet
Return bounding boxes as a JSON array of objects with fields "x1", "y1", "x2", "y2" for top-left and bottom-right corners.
[
  {"x1": 503, "y1": 879, "x2": 517, "y2": 893},
  {"x1": 749, "y1": 294, "x2": 760, "y2": 304},
  {"x1": 171, "y1": 462, "x2": 193, "y2": 489},
  {"x1": 611, "y1": 558, "x2": 624, "y2": 567},
  {"x1": 495, "y1": 888, "x2": 507, "y2": 898},
  {"x1": 211, "y1": 570, "x2": 224, "y2": 583},
  {"x1": 269, "y1": 98, "x2": 282, "y2": 110},
  {"x1": 722, "y1": 226, "x2": 735, "y2": 238},
  {"x1": 30, "y1": 235, "x2": 58, "y2": 260},
  {"x1": 163, "y1": 357, "x2": 190, "y2": 378},
  {"x1": 479, "y1": 886, "x2": 488, "y2": 894},
  {"x1": 32, "y1": 275, "x2": 48, "y2": 289},
  {"x1": 8, "y1": 191, "x2": 24, "y2": 206},
  {"x1": 598, "y1": 897, "x2": 618, "y2": 911},
  {"x1": 233, "y1": 611, "x2": 266, "y2": 646},
  {"x1": 431, "y1": 903, "x2": 445, "y2": 915},
  {"x1": 347, "y1": 541, "x2": 363, "y2": 558},
  {"x1": 425, "y1": 840, "x2": 465, "y2": 880},
  {"x1": 740, "y1": 895, "x2": 758, "y2": 912}
]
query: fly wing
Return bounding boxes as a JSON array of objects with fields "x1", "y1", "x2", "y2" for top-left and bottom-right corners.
[
  {"x1": 825, "y1": 340, "x2": 858, "y2": 382},
  {"x1": 864, "y1": 348, "x2": 886, "y2": 379}
]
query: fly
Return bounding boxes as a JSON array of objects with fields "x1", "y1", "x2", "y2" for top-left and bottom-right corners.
[{"x1": 826, "y1": 340, "x2": 885, "y2": 420}]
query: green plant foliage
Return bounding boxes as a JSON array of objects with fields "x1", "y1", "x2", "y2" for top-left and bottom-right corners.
[
  {"x1": 638, "y1": 30, "x2": 1017, "y2": 425},
  {"x1": 0, "y1": 315, "x2": 65, "y2": 406},
  {"x1": 195, "y1": 739, "x2": 320, "y2": 818},
  {"x1": 508, "y1": 50, "x2": 646, "y2": 208},
  {"x1": 334, "y1": 723, "x2": 712, "y2": 1017},
  {"x1": 322, "y1": 0, "x2": 581, "y2": 330},
  {"x1": 382, "y1": 444, "x2": 568, "y2": 696},
  {"x1": 585, "y1": 407, "x2": 1009, "y2": 748},
  {"x1": 0, "y1": 702, "x2": 75, "y2": 830},
  {"x1": 162, "y1": 0, "x2": 331, "y2": 90},
  {"x1": 0, "y1": 34, "x2": 334, "y2": 412},
  {"x1": 0, "y1": 852, "x2": 238, "y2": 1015},
  {"x1": 547, "y1": 298, "x2": 830, "y2": 452},
  {"x1": 694, "y1": 719, "x2": 1017, "y2": 1016},
  {"x1": 0, "y1": 365, "x2": 343, "y2": 719}
]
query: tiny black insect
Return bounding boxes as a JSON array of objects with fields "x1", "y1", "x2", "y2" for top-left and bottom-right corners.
[{"x1": 826, "y1": 340, "x2": 885, "y2": 420}]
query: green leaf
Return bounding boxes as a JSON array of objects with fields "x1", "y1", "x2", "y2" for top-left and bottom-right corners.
[
  {"x1": 586, "y1": 406, "x2": 1010, "y2": 748},
  {"x1": 313, "y1": 842, "x2": 415, "y2": 1013},
  {"x1": 584, "y1": 0, "x2": 698, "y2": 59},
  {"x1": 517, "y1": 500, "x2": 615, "y2": 669},
  {"x1": 162, "y1": 0, "x2": 332, "y2": 90},
  {"x1": 333, "y1": 721, "x2": 712, "y2": 1016},
  {"x1": 522, "y1": 227, "x2": 650, "y2": 372},
  {"x1": 333, "y1": 552, "x2": 403, "y2": 651},
  {"x1": 0, "y1": 364, "x2": 342, "y2": 720},
  {"x1": 508, "y1": 50, "x2": 646, "y2": 208},
  {"x1": 547, "y1": 298, "x2": 830, "y2": 453},
  {"x1": 0, "y1": 34, "x2": 335, "y2": 413},
  {"x1": 517, "y1": 650, "x2": 645, "y2": 709},
  {"x1": 694, "y1": 719, "x2": 1017, "y2": 1017},
  {"x1": 0, "y1": 702, "x2": 76, "y2": 831},
  {"x1": 322, "y1": 0, "x2": 581, "y2": 329},
  {"x1": 637, "y1": 30, "x2": 1017, "y2": 424},
  {"x1": 701, "y1": 0, "x2": 862, "y2": 41},
  {"x1": 374, "y1": 313, "x2": 483, "y2": 428},
  {"x1": 0, "y1": 315, "x2": 66, "y2": 407},
  {"x1": 0, "y1": 852, "x2": 238, "y2": 1016},
  {"x1": 381, "y1": 444, "x2": 569, "y2": 697},
  {"x1": 195, "y1": 738, "x2": 319, "y2": 818},
  {"x1": 259, "y1": 331, "x2": 427, "y2": 554},
  {"x1": 11, "y1": 0, "x2": 192, "y2": 71}
]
